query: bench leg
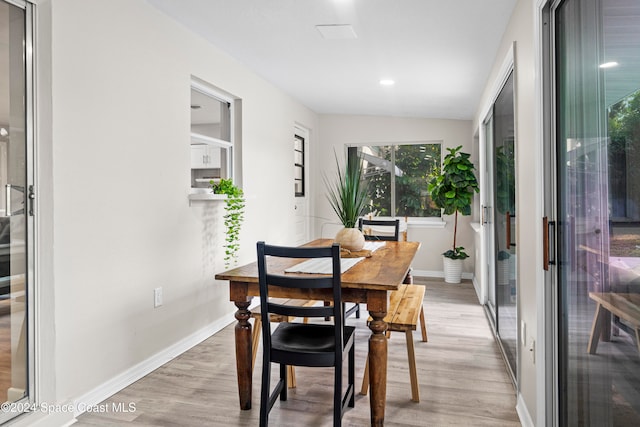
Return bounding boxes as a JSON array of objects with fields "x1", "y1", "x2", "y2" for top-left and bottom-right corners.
[
  {"x1": 360, "y1": 355, "x2": 370, "y2": 395},
  {"x1": 251, "y1": 317, "x2": 261, "y2": 371},
  {"x1": 252, "y1": 317, "x2": 297, "y2": 388},
  {"x1": 588, "y1": 303, "x2": 606, "y2": 354},
  {"x1": 405, "y1": 330, "x2": 419, "y2": 402},
  {"x1": 287, "y1": 365, "x2": 296, "y2": 388},
  {"x1": 419, "y1": 306, "x2": 428, "y2": 342}
]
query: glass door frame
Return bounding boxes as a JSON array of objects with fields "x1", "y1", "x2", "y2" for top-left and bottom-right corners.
[
  {"x1": 478, "y1": 42, "x2": 518, "y2": 376},
  {"x1": 539, "y1": 0, "x2": 559, "y2": 425},
  {"x1": 0, "y1": 0, "x2": 36, "y2": 423},
  {"x1": 540, "y1": 0, "x2": 640, "y2": 424}
]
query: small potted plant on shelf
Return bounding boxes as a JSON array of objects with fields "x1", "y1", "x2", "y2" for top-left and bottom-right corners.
[
  {"x1": 428, "y1": 145, "x2": 479, "y2": 283},
  {"x1": 323, "y1": 151, "x2": 368, "y2": 251},
  {"x1": 210, "y1": 178, "x2": 245, "y2": 268}
]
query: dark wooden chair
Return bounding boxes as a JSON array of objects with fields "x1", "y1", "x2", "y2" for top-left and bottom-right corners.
[
  {"x1": 257, "y1": 242, "x2": 355, "y2": 427},
  {"x1": 358, "y1": 218, "x2": 400, "y2": 241}
]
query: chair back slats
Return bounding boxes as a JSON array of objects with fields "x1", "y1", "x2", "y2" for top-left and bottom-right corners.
[
  {"x1": 266, "y1": 274, "x2": 335, "y2": 290},
  {"x1": 358, "y1": 218, "x2": 400, "y2": 241},
  {"x1": 268, "y1": 302, "x2": 334, "y2": 319},
  {"x1": 264, "y1": 244, "x2": 335, "y2": 259}
]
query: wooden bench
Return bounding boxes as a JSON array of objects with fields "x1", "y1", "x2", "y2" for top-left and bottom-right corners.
[
  {"x1": 251, "y1": 298, "x2": 317, "y2": 388},
  {"x1": 360, "y1": 284, "x2": 428, "y2": 402},
  {"x1": 588, "y1": 292, "x2": 640, "y2": 356}
]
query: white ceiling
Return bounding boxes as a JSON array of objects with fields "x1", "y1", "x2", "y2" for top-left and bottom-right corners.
[{"x1": 147, "y1": 0, "x2": 518, "y2": 120}]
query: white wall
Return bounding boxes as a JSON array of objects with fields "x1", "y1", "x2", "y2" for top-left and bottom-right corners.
[
  {"x1": 473, "y1": 0, "x2": 539, "y2": 423},
  {"x1": 314, "y1": 115, "x2": 475, "y2": 274},
  {"x1": 44, "y1": 0, "x2": 318, "y2": 414}
]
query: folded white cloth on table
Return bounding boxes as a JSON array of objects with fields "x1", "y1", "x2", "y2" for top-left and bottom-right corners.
[{"x1": 284, "y1": 257, "x2": 365, "y2": 274}]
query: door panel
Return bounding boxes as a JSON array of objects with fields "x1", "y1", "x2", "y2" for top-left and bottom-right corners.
[
  {"x1": 293, "y1": 127, "x2": 309, "y2": 245},
  {"x1": 0, "y1": 0, "x2": 29, "y2": 418},
  {"x1": 554, "y1": 0, "x2": 640, "y2": 424},
  {"x1": 493, "y1": 71, "x2": 517, "y2": 380},
  {"x1": 483, "y1": 70, "x2": 518, "y2": 383}
]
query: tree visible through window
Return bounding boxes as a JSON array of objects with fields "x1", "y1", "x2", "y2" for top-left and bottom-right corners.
[{"x1": 348, "y1": 143, "x2": 442, "y2": 218}]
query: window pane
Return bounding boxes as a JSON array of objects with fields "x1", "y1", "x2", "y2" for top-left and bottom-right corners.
[
  {"x1": 350, "y1": 143, "x2": 441, "y2": 218},
  {"x1": 359, "y1": 145, "x2": 392, "y2": 216},
  {"x1": 395, "y1": 144, "x2": 441, "y2": 217},
  {"x1": 190, "y1": 88, "x2": 230, "y2": 142}
]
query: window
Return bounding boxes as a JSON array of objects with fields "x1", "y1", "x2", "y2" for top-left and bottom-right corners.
[
  {"x1": 348, "y1": 142, "x2": 442, "y2": 218},
  {"x1": 190, "y1": 78, "x2": 237, "y2": 191},
  {"x1": 294, "y1": 134, "x2": 305, "y2": 196}
]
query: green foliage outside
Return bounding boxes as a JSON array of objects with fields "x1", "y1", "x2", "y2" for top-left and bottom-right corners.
[
  {"x1": 495, "y1": 144, "x2": 516, "y2": 215},
  {"x1": 356, "y1": 144, "x2": 441, "y2": 217},
  {"x1": 211, "y1": 178, "x2": 245, "y2": 268},
  {"x1": 609, "y1": 90, "x2": 640, "y2": 218},
  {"x1": 609, "y1": 89, "x2": 640, "y2": 155},
  {"x1": 608, "y1": 89, "x2": 640, "y2": 256}
]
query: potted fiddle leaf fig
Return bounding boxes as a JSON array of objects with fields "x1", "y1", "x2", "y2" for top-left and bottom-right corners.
[
  {"x1": 211, "y1": 178, "x2": 245, "y2": 268},
  {"x1": 323, "y1": 151, "x2": 368, "y2": 251},
  {"x1": 428, "y1": 145, "x2": 479, "y2": 283}
]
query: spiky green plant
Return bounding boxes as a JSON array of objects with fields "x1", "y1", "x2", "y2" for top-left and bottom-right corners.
[{"x1": 324, "y1": 152, "x2": 368, "y2": 228}]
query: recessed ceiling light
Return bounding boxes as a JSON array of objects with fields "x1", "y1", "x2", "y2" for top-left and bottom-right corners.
[
  {"x1": 599, "y1": 61, "x2": 619, "y2": 69},
  {"x1": 315, "y1": 24, "x2": 357, "y2": 40},
  {"x1": 379, "y1": 79, "x2": 395, "y2": 86}
]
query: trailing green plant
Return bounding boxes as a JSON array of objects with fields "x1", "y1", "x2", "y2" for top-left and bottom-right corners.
[
  {"x1": 211, "y1": 178, "x2": 245, "y2": 268},
  {"x1": 323, "y1": 151, "x2": 368, "y2": 228},
  {"x1": 427, "y1": 145, "x2": 479, "y2": 260}
]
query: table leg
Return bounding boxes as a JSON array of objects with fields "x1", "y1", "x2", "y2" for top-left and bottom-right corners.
[
  {"x1": 234, "y1": 300, "x2": 252, "y2": 410},
  {"x1": 368, "y1": 293, "x2": 388, "y2": 427}
]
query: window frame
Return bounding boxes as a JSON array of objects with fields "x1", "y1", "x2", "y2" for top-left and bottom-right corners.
[
  {"x1": 294, "y1": 134, "x2": 305, "y2": 197},
  {"x1": 190, "y1": 78, "x2": 235, "y2": 181},
  {"x1": 346, "y1": 140, "x2": 445, "y2": 225}
]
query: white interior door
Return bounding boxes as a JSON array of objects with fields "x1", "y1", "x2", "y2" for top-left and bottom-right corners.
[{"x1": 293, "y1": 125, "x2": 309, "y2": 245}]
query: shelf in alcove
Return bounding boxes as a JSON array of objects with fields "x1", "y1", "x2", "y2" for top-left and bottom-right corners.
[{"x1": 188, "y1": 193, "x2": 228, "y2": 201}]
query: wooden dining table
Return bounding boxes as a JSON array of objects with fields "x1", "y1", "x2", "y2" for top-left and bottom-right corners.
[{"x1": 214, "y1": 238, "x2": 420, "y2": 427}]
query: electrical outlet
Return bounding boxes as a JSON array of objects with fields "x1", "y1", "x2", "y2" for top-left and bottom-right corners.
[{"x1": 154, "y1": 287, "x2": 163, "y2": 308}]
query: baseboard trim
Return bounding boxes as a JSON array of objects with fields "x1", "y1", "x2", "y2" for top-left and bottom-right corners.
[
  {"x1": 412, "y1": 269, "x2": 474, "y2": 280},
  {"x1": 72, "y1": 312, "x2": 235, "y2": 418},
  {"x1": 516, "y1": 392, "x2": 535, "y2": 427},
  {"x1": 472, "y1": 275, "x2": 482, "y2": 304}
]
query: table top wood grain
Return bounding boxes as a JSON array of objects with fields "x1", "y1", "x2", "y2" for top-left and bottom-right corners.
[{"x1": 215, "y1": 238, "x2": 420, "y2": 292}]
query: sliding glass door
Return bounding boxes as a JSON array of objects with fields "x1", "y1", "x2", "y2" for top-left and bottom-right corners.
[
  {"x1": 0, "y1": 0, "x2": 33, "y2": 423},
  {"x1": 553, "y1": 0, "x2": 640, "y2": 424},
  {"x1": 483, "y1": 69, "x2": 518, "y2": 383}
]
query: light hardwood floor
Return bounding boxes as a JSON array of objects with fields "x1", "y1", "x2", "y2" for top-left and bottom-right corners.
[{"x1": 75, "y1": 279, "x2": 520, "y2": 426}]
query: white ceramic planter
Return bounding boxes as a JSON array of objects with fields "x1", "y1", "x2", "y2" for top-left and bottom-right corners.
[
  {"x1": 497, "y1": 260, "x2": 510, "y2": 286},
  {"x1": 334, "y1": 227, "x2": 365, "y2": 251},
  {"x1": 443, "y1": 256, "x2": 463, "y2": 284}
]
